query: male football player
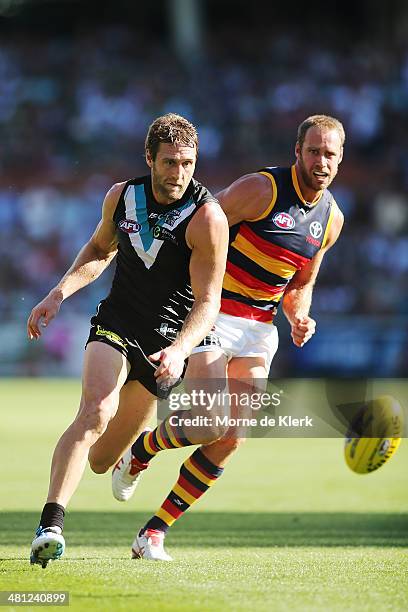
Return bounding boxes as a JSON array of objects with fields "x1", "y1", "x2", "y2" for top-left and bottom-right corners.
[{"x1": 27, "y1": 113, "x2": 229, "y2": 567}]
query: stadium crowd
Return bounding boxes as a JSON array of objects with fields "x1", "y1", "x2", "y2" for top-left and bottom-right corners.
[{"x1": 1, "y1": 24, "x2": 408, "y2": 377}]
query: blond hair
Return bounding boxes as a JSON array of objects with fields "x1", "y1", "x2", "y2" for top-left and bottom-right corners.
[{"x1": 297, "y1": 115, "x2": 345, "y2": 149}]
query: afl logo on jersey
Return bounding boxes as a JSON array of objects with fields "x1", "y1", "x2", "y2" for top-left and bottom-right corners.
[
  {"x1": 272, "y1": 212, "x2": 295, "y2": 230},
  {"x1": 119, "y1": 219, "x2": 142, "y2": 233}
]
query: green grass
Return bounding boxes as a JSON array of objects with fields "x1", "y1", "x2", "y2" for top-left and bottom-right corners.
[{"x1": 1, "y1": 379, "x2": 408, "y2": 611}]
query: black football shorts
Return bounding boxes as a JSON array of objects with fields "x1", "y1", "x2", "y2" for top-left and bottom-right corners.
[{"x1": 86, "y1": 308, "x2": 220, "y2": 399}]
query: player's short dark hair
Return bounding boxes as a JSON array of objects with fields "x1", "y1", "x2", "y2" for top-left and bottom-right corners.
[
  {"x1": 145, "y1": 113, "x2": 198, "y2": 160},
  {"x1": 297, "y1": 115, "x2": 345, "y2": 150}
]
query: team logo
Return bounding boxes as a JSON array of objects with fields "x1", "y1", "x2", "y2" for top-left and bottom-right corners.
[
  {"x1": 272, "y1": 212, "x2": 295, "y2": 230},
  {"x1": 378, "y1": 439, "x2": 391, "y2": 456},
  {"x1": 149, "y1": 210, "x2": 181, "y2": 227},
  {"x1": 164, "y1": 210, "x2": 181, "y2": 227},
  {"x1": 309, "y1": 221, "x2": 323, "y2": 239},
  {"x1": 118, "y1": 219, "x2": 141, "y2": 233}
]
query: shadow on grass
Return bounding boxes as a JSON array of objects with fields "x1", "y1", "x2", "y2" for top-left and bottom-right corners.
[{"x1": 1, "y1": 512, "x2": 407, "y2": 550}]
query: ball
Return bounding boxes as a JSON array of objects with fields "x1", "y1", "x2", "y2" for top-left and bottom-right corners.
[{"x1": 344, "y1": 395, "x2": 403, "y2": 474}]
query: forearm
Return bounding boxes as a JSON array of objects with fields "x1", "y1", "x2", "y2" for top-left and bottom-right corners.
[
  {"x1": 49, "y1": 241, "x2": 116, "y2": 302},
  {"x1": 282, "y1": 283, "x2": 314, "y2": 324},
  {"x1": 172, "y1": 297, "x2": 220, "y2": 358}
]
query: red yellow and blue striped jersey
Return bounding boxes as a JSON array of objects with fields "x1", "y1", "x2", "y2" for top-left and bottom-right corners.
[{"x1": 220, "y1": 165, "x2": 335, "y2": 323}]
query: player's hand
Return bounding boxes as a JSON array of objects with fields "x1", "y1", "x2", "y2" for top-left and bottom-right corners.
[
  {"x1": 290, "y1": 316, "x2": 316, "y2": 347},
  {"x1": 149, "y1": 345, "x2": 187, "y2": 387},
  {"x1": 27, "y1": 292, "x2": 63, "y2": 340}
]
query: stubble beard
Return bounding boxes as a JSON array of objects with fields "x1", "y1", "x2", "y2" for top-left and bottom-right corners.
[
  {"x1": 151, "y1": 171, "x2": 178, "y2": 205},
  {"x1": 299, "y1": 153, "x2": 337, "y2": 193},
  {"x1": 298, "y1": 155, "x2": 320, "y2": 192}
]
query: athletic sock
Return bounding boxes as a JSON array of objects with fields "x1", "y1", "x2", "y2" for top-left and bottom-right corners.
[
  {"x1": 39, "y1": 502, "x2": 65, "y2": 531},
  {"x1": 142, "y1": 448, "x2": 224, "y2": 533},
  {"x1": 131, "y1": 410, "x2": 194, "y2": 464}
]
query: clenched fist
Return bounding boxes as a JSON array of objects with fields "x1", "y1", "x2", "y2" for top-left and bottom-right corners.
[{"x1": 290, "y1": 316, "x2": 316, "y2": 348}]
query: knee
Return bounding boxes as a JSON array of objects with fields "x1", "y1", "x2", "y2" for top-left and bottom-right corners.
[
  {"x1": 203, "y1": 425, "x2": 230, "y2": 445},
  {"x1": 201, "y1": 434, "x2": 245, "y2": 463},
  {"x1": 185, "y1": 422, "x2": 231, "y2": 445},
  {"x1": 88, "y1": 451, "x2": 112, "y2": 475},
  {"x1": 205, "y1": 426, "x2": 247, "y2": 446},
  {"x1": 75, "y1": 395, "x2": 116, "y2": 439}
]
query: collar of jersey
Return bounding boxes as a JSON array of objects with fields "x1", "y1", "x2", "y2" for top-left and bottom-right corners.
[
  {"x1": 291, "y1": 165, "x2": 323, "y2": 208},
  {"x1": 145, "y1": 176, "x2": 194, "y2": 210}
]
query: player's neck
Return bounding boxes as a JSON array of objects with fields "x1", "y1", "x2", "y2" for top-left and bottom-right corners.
[
  {"x1": 150, "y1": 182, "x2": 177, "y2": 206},
  {"x1": 293, "y1": 164, "x2": 322, "y2": 206}
]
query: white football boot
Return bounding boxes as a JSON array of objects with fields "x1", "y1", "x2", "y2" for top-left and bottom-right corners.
[
  {"x1": 30, "y1": 526, "x2": 65, "y2": 569},
  {"x1": 131, "y1": 529, "x2": 173, "y2": 561},
  {"x1": 112, "y1": 446, "x2": 149, "y2": 502}
]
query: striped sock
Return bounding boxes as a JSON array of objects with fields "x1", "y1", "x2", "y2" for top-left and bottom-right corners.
[
  {"x1": 142, "y1": 448, "x2": 224, "y2": 533},
  {"x1": 131, "y1": 410, "x2": 194, "y2": 464}
]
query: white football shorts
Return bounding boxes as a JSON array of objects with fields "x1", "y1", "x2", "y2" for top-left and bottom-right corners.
[{"x1": 192, "y1": 312, "x2": 279, "y2": 372}]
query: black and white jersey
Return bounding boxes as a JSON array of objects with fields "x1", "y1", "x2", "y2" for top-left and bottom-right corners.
[{"x1": 98, "y1": 175, "x2": 217, "y2": 342}]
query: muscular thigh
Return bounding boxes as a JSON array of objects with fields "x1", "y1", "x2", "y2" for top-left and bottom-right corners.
[
  {"x1": 89, "y1": 379, "x2": 157, "y2": 470},
  {"x1": 227, "y1": 356, "x2": 268, "y2": 385},
  {"x1": 186, "y1": 349, "x2": 227, "y2": 379},
  {"x1": 79, "y1": 342, "x2": 130, "y2": 410},
  {"x1": 227, "y1": 357, "x2": 269, "y2": 430},
  {"x1": 227, "y1": 356, "x2": 269, "y2": 414},
  {"x1": 185, "y1": 350, "x2": 228, "y2": 412},
  {"x1": 199, "y1": 356, "x2": 264, "y2": 464}
]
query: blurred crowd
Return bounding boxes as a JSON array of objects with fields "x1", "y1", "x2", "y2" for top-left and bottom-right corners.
[{"x1": 1, "y1": 23, "x2": 407, "y2": 376}]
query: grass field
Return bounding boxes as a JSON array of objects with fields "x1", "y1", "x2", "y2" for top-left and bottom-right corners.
[{"x1": 1, "y1": 379, "x2": 407, "y2": 611}]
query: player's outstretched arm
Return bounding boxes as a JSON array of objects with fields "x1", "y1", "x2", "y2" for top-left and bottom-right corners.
[
  {"x1": 150, "y1": 202, "x2": 229, "y2": 384},
  {"x1": 282, "y1": 202, "x2": 344, "y2": 347},
  {"x1": 27, "y1": 183, "x2": 124, "y2": 340}
]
